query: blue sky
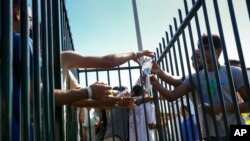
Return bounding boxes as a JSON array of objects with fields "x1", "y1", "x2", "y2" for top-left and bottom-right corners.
[
  {"x1": 65, "y1": 0, "x2": 182, "y2": 54},
  {"x1": 65, "y1": 0, "x2": 250, "y2": 86}
]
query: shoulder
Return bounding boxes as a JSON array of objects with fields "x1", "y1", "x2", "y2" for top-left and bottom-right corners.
[{"x1": 221, "y1": 65, "x2": 241, "y2": 72}]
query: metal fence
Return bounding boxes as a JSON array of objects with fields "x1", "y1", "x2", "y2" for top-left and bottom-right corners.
[
  {"x1": 1, "y1": 0, "x2": 250, "y2": 141},
  {"x1": 152, "y1": 0, "x2": 250, "y2": 141},
  {"x1": 0, "y1": 0, "x2": 76, "y2": 140}
]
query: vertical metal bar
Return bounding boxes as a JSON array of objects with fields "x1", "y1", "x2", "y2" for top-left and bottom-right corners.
[
  {"x1": 175, "y1": 16, "x2": 200, "y2": 141},
  {"x1": 170, "y1": 23, "x2": 188, "y2": 141},
  {"x1": 164, "y1": 33, "x2": 175, "y2": 141},
  {"x1": 0, "y1": 3, "x2": 1, "y2": 133},
  {"x1": 132, "y1": 68, "x2": 140, "y2": 141},
  {"x1": 1, "y1": 0, "x2": 13, "y2": 140},
  {"x1": 52, "y1": 0, "x2": 64, "y2": 140},
  {"x1": 157, "y1": 53, "x2": 167, "y2": 141},
  {"x1": 212, "y1": 0, "x2": 241, "y2": 124},
  {"x1": 32, "y1": 0, "x2": 42, "y2": 140},
  {"x1": 246, "y1": 0, "x2": 250, "y2": 20},
  {"x1": 131, "y1": 0, "x2": 143, "y2": 52},
  {"x1": 41, "y1": 0, "x2": 50, "y2": 140},
  {"x1": 184, "y1": 0, "x2": 221, "y2": 140},
  {"x1": 117, "y1": 67, "x2": 128, "y2": 141},
  {"x1": 167, "y1": 28, "x2": 179, "y2": 141},
  {"x1": 47, "y1": 0, "x2": 56, "y2": 140},
  {"x1": 202, "y1": 1, "x2": 229, "y2": 138},
  {"x1": 182, "y1": 0, "x2": 210, "y2": 139},
  {"x1": 141, "y1": 90, "x2": 150, "y2": 141},
  {"x1": 159, "y1": 40, "x2": 172, "y2": 140},
  {"x1": 20, "y1": 0, "x2": 30, "y2": 140},
  {"x1": 87, "y1": 109, "x2": 92, "y2": 141},
  {"x1": 156, "y1": 44, "x2": 170, "y2": 140},
  {"x1": 169, "y1": 26, "x2": 183, "y2": 141},
  {"x1": 156, "y1": 46, "x2": 167, "y2": 141},
  {"x1": 127, "y1": 61, "x2": 139, "y2": 141},
  {"x1": 228, "y1": 0, "x2": 250, "y2": 108}
]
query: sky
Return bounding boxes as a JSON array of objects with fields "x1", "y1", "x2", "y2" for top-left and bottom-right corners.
[{"x1": 65, "y1": 0, "x2": 250, "y2": 86}]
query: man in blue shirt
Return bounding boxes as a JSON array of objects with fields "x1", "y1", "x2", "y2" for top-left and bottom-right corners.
[{"x1": 180, "y1": 105, "x2": 199, "y2": 141}]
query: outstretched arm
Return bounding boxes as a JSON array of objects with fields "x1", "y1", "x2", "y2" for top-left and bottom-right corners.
[
  {"x1": 54, "y1": 81, "x2": 111, "y2": 106},
  {"x1": 150, "y1": 75, "x2": 190, "y2": 102},
  {"x1": 151, "y1": 62, "x2": 183, "y2": 87},
  {"x1": 61, "y1": 50, "x2": 154, "y2": 70}
]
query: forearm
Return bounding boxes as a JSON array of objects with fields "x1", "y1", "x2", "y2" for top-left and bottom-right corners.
[
  {"x1": 61, "y1": 51, "x2": 136, "y2": 69},
  {"x1": 54, "y1": 88, "x2": 88, "y2": 107},
  {"x1": 101, "y1": 52, "x2": 135, "y2": 67},
  {"x1": 135, "y1": 96, "x2": 153, "y2": 105},
  {"x1": 72, "y1": 99, "x2": 117, "y2": 108},
  {"x1": 156, "y1": 70, "x2": 182, "y2": 87},
  {"x1": 152, "y1": 82, "x2": 175, "y2": 102},
  {"x1": 225, "y1": 102, "x2": 250, "y2": 113}
]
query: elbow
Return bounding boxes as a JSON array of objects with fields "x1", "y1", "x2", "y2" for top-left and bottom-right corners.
[
  {"x1": 168, "y1": 97, "x2": 175, "y2": 102},
  {"x1": 173, "y1": 80, "x2": 183, "y2": 87}
]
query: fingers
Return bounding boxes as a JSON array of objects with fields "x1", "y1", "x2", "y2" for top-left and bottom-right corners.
[{"x1": 136, "y1": 50, "x2": 155, "y2": 59}]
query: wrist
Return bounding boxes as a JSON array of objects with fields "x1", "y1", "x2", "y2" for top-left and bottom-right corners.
[{"x1": 132, "y1": 52, "x2": 137, "y2": 60}]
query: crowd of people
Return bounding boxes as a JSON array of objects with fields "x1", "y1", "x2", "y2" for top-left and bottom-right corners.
[{"x1": 5, "y1": 0, "x2": 250, "y2": 141}]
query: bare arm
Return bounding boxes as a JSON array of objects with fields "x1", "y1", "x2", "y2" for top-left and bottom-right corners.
[
  {"x1": 206, "y1": 86, "x2": 250, "y2": 114},
  {"x1": 150, "y1": 75, "x2": 190, "y2": 102},
  {"x1": 72, "y1": 99, "x2": 118, "y2": 108},
  {"x1": 72, "y1": 96, "x2": 136, "y2": 109},
  {"x1": 54, "y1": 82, "x2": 112, "y2": 107},
  {"x1": 61, "y1": 50, "x2": 154, "y2": 70},
  {"x1": 225, "y1": 86, "x2": 250, "y2": 113},
  {"x1": 54, "y1": 88, "x2": 88, "y2": 107},
  {"x1": 151, "y1": 62, "x2": 182, "y2": 87}
]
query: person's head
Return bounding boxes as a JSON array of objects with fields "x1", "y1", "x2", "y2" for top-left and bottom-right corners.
[
  {"x1": 191, "y1": 49, "x2": 203, "y2": 71},
  {"x1": 198, "y1": 34, "x2": 222, "y2": 63},
  {"x1": 132, "y1": 85, "x2": 143, "y2": 97},
  {"x1": 181, "y1": 105, "x2": 190, "y2": 118},
  {"x1": 13, "y1": 0, "x2": 32, "y2": 33},
  {"x1": 228, "y1": 59, "x2": 241, "y2": 67}
]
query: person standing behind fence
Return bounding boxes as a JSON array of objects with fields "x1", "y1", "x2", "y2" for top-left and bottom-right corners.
[
  {"x1": 150, "y1": 34, "x2": 249, "y2": 141},
  {"x1": 12, "y1": 1, "x2": 34, "y2": 140},
  {"x1": 180, "y1": 105, "x2": 199, "y2": 141},
  {"x1": 151, "y1": 48, "x2": 206, "y2": 139},
  {"x1": 129, "y1": 85, "x2": 156, "y2": 141},
  {"x1": 79, "y1": 108, "x2": 100, "y2": 141},
  {"x1": 103, "y1": 86, "x2": 130, "y2": 141}
]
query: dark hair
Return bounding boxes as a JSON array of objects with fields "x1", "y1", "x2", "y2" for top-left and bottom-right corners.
[
  {"x1": 198, "y1": 34, "x2": 221, "y2": 49},
  {"x1": 13, "y1": 0, "x2": 20, "y2": 9},
  {"x1": 228, "y1": 59, "x2": 241, "y2": 67},
  {"x1": 181, "y1": 105, "x2": 189, "y2": 113},
  {"x1": 112, "y1": 86, "x2": 127, "y2": 92},
  {"x1": 132, "y1": 85, "x2": 142, "y2": 97}
]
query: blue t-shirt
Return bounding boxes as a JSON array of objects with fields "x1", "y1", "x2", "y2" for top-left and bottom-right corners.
[
  {"x1": 181, "y1": 114, "x2": 199, "y2": 141},
  {"x1": 12, "y1": 32, "x2": 33, "y2": 141}
]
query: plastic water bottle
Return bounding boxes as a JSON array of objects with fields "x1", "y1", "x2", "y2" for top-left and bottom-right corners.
[{"x1": 141, "y1": 58, "x2": 153, "y2": 92}]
